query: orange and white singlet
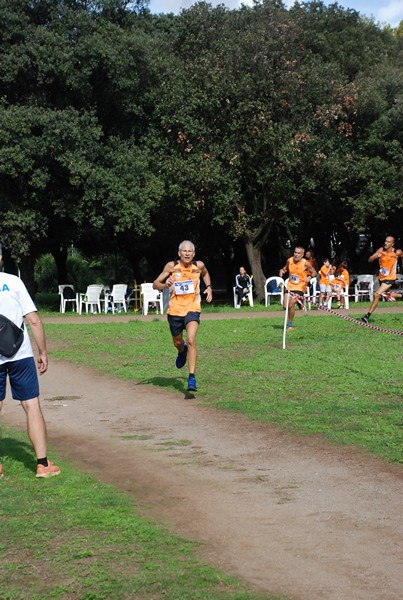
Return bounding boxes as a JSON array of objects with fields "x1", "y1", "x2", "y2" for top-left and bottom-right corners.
[
  {"x1": 331, "y1": 277, "x2": 344, "y2": 292},
  {"x1": 287, "y1": 258, "x2": 309, "y2": 292},
  {"x1": 336, "y1": 268, "x2": 349, "y2": 289},
  {"x1": 167, "y1": 260, "x2": 202, "y2": 317},
  {"x1": 378, "y1": 250, "x2": 398, "y2": 282},
  {"x1": 319, "y1": 265, "x2": 332, "y2": 286}
]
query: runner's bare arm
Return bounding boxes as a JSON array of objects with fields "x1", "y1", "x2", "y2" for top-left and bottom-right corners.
[
  {"x1": 368, "y1": 247, "x2": 384, "y2": 262},
  {"x1": 153, "y1": 262, "x2": 175, "y2": 290},
  {"x1": 279, "y1": 259, "x2": 290, "y2": 278},
  {"x1": 305, "y1": 262, "x2": 317, "y2": 279}
]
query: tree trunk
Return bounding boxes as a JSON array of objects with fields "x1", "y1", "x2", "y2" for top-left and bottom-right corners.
[
  {"x1": 19, "y1": 253, "x2": 36, "y2": 300},
  {"x1": 51, "y1": 244, "x2": 69, "y2": 284},
  {"x1": 245, "y1": 239, "x2": 267, "y2": 302}
]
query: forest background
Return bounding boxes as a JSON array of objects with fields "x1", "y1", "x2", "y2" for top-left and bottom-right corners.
[{"x1": 0, "y1": 0, "x2": 402, "y2": 301}]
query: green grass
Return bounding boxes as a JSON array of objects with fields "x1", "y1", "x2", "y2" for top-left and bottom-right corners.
[
  {"x1": 0, "y1": 428, "x2": 281, "y2": 600},
  {"x1": 1, "y1": 309, "x2": 401, "y2": 599},
  {"x1": 46, "y1": 310, "x2": 403, "y2": 463}
]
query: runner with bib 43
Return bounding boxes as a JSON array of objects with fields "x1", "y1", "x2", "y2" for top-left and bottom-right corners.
[{"x1": 153, "y1": 241, "x2": 213, "y2": 392}]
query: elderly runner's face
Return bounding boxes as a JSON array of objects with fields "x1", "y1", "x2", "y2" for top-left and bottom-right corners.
[
  {"x1": 179, "y1": 244, "x2": 195, "y2": 262},
  {"x1": 293, "y1": 248, "x2": 304, "y2": 262}
]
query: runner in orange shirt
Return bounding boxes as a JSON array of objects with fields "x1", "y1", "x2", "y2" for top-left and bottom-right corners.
[
  {"x1": 153, "y1": 240, "x2": 212, "y2": 392},
  {"x1": 362, "y1": 235, "x2": 402, "y2": 323},
  {"x1": 279, "y1": 246, "x2": 317, "y2": 330}
]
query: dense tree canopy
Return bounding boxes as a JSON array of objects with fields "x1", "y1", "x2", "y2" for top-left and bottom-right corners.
[{"x1": 0, "y1": 0, "x2": 401, "y2": 297}]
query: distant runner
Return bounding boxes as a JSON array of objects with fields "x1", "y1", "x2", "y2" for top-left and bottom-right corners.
[
  {"x1": 279, "y1": 246, "x2": 317, "y2": 331},
  {"x1": 362, "y1": 236, "x2": 402, "y2": 323}
]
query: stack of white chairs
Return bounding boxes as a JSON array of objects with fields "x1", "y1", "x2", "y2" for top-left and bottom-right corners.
[
  {"x1": 141, "y1": 283, "x2": 163, "y2": 315},
  {"x1": 354, "y1": 275, "x2": 374, "y2": 303},
  {"x1": 58, "y1": 285, "x2": 78, "y2": 313},
  {"x1": 78, "y1": 284, "x2": 104, "y2": 314},
  {"x1": 104, "y1": 284, "x2": 128, "y2": 313}
]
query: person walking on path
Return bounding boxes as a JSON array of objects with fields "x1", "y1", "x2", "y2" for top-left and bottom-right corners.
[
  {"x1": 361, "y1": 236, "x2": 402, "y2": 323},
  {"x1": 153, "y1": 241, "x2": 213, "y2": 392},
  {"x1": 0, "y1": 264, "x2": 60, "y2": 479},
  {"x1": 279, "y1": 246, "x2": 317, "y2": 330}
]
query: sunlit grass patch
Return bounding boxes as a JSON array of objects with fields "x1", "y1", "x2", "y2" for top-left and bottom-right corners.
[
  {"x1": 0, "y1": 427, "x2": 278, "y2": 600},
  {"x1": 45, "y1": 313, "x2": 403, "y2": 463}
]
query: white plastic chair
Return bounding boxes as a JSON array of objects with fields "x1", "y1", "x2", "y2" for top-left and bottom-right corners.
[
  {"x1": 58, "y1": 285, "x2": 78, "y2": 313},
  {"x1": 304, "y1": 277, "x2": 320, "y2": 310},
  {"x1": 233, "y1": 285, "x2": 254, "y2": 308},
  {"x1": 104, "y1": 284, "x2": 128, "y2": 313},
  {"x1": 141, "y1": 283, "x2": 163, "y2": 315},
  {"x1": 264, "y1": 277, "x2": 284, "y2": 306},
  {"x1": 354, "y1": 275, "x2": 374, "y2": 302},
  {"x1": 78, "y1": 284, "x2": 104, "y2": 314}
]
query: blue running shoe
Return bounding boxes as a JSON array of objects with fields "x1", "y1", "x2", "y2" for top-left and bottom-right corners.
[
  {"x1": 187, "y1": 375, "x2": 197, "y2": 391},
  {"x1": 175, "y1": 342, "x2": 188, "y2": 369}
]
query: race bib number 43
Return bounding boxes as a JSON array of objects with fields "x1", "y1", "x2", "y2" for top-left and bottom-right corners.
[{"x1": 174, "y1": 280, "x2": 195, "y2": 295}]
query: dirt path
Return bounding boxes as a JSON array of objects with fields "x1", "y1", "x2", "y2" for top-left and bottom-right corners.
[{"x1": 2, "y1": 308, "x2": 403, "y2": 599}]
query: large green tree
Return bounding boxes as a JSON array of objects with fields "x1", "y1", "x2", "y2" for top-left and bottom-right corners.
[
  {"x1": 150, "y1": 2, "x2": 347, "y2": 297},
  {"x1": 150, "y1": 1, "x2": 401, "y2": 297},
  {"x1": 0, "y1": 0, "x2": 161, "y2": 292}
]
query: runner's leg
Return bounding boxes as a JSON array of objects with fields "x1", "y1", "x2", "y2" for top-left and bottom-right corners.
[
  {"x1": 185, "y1": 320, "x2": 199, "y2": 374},
  {"x1": 368, "y1": 282, "x2": 392, "y2": 315},
  {"x1": 21, "y1": 397, "x2": 47, "y2": 459},
  {"x1": 172, "y1": 333, "x2": 185, "y2": 353}
]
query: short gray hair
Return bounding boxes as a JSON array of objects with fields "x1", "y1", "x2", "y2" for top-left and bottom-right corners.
[{"x1": 178, "y1": 240, "x2": 195, "y2": 252}]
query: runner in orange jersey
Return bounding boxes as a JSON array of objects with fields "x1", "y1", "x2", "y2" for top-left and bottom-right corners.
[
  {"x1": 153, "y1": 241, "x2": 212, "y2": 392},
  {"x1": 362, "y1": 235, "x2": 402, "y2": 323},
  {"x1": 279, "y1": 246, "x2": 317, "y2": 331}
]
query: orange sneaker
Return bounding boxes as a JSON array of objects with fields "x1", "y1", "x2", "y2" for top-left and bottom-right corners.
[
  {"x1": 286, "y1": 326, "x2": 295, "y2": 331},
  {"x1": 36, "y1": 460, "x2": 61, "y2": 479},
  {"x1": 0, "y1": 463, "x2": 3, "y2": 479}
]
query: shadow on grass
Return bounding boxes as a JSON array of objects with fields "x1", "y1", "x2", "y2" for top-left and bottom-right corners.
[
  {"x1": 0, "y1": 435, "x2": 36, "y2": 472},
  {"x1": 136, "y1": 376, "x2": 187, "y2": 394}
]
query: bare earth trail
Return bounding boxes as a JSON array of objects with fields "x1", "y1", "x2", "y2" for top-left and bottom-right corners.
[{"x1": 2, "y1": 309, "x2": 403, "y2": 600}]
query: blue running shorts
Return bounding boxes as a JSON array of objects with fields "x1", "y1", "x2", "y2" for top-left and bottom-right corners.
[
  {"x1": 0, "y1": 357, "x2": 40, "y2": 401},
  {"x1": 167, "y1": 312, "x2": 200, "y2": 337}
]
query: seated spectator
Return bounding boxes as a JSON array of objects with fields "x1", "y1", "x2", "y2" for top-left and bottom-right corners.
[
  {"x1": 336, "y1": 260, "x2": 350, "y2": 291},
  {"x1": 305, "y1": 250, "x2": 318, "y2": 273},
  {"x1": 235, "y1": 266, "x2": 252, "y2": 308},
  {"x1": 318, "y1": 258, "x2": 332, "y2": 307},
  {"x1": 330, "y1": 273, "x2": 346, "y2": 308}
]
